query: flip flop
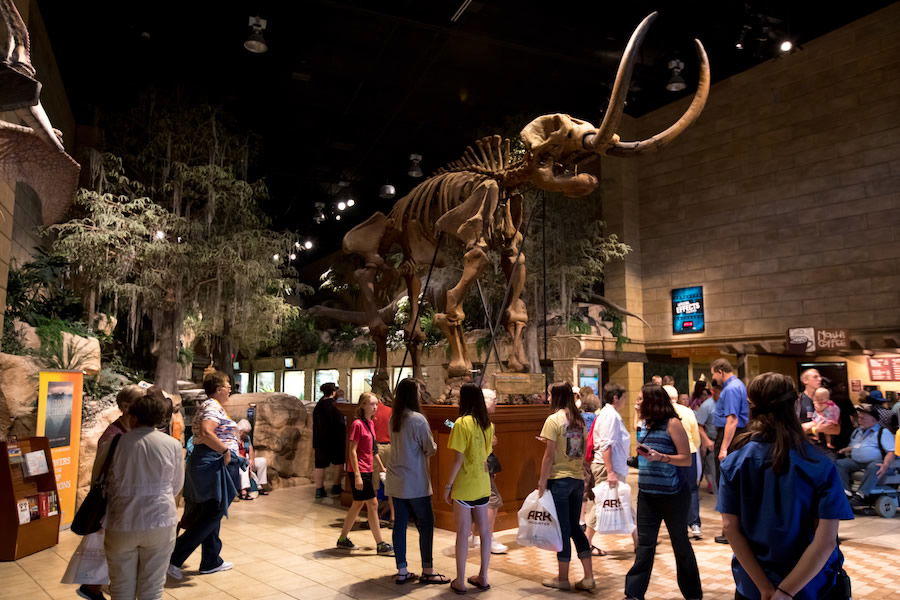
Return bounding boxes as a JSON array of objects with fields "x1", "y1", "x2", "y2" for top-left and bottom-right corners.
[
  {"x1": 394, "y1": 572, "x2": 417, "y2": 585},
  {"x1": 466, "y1": 576, "x2": 491, "y2": 591},
  {"x1": 590, "y1": 545, "x2": 607, "y2": 557},
  {"x1": 419, "y1": 573, "x2": 450, "y2": 585},
  {"x1": 450, "y1": 579, "x2": 467, "y2": 594}
]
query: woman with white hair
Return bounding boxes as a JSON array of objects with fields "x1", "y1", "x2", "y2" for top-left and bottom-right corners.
[{"x1": 236, "y1": 419, "x2": 269, "y2": 500}]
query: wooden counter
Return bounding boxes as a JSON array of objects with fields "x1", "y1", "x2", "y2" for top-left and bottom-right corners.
[{"x1": 338, "y1": 403, "x2": 551, "y2": 532}]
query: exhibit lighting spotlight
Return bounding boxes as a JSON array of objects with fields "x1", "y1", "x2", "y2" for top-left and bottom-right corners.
[
  {"x1": 336, "y1": 214, "x2": 342, "y2": 221},
  {"x1": 295, "y1": 241, "x2": 301, "y2": 249},
  {"x1": 347, "y1": 198, "x2": 355, "y2": 207},
  {"x1": 666, "y1": 59, "x2": 686, "y2": 92},
  {"x1": 272, "y1": 253, "x2": 280, "y2": 261},
  {"x1": 337, "y1": 201, "x2": 346, "y2": 211},
  {"x1": 154, "y1": 230, "x2": 165, "y2": 240},
  {"x1": 779, "y1": 40, "x2": 793, "y2": 53},
  {"x1": 304, "y1": 240, "x2": 313, "y2": 249},
  {"x1": 244, "y1": 16, "x2": 268, "y2": 54},
  {"x1": 313, "y1": 202, "x2": 326, "y2": 224},
  {"x1": 408, "y1": 153, "x2": 424, "y2": 178},
  {"x1": 379, "y1": 182, "x2": 396, "y2": 199},
  {"x1": 289, "y1": 253, "x2": 297, "y2": 260}
]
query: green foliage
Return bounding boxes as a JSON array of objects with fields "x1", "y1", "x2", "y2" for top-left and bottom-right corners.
[
  {"x1": 275, "y1": 312, "x2": 322, "y2": 356},
  {"x1": 475, "y1": 334, "x2": 493, "y2": 360},
  {"x1": 316, "y1": 343, "x2": 333, "y2": 365},
  {"x1": 602, "y1": 310, "x2": 631, "y2": 351},
  {"x1": 354, "y1": 343, "x2": 376, "y2": 364},
  {"x1": 178, "y1": 346, "x2": 195, "y2": 367},
  {"x1": 566, "y1": 317, "x2": 591, "y2": 335}
]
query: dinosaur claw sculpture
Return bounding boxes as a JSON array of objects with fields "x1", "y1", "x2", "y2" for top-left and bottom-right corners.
[
  {"x1": 0, "y1": 0, "x2": 80, "y2": 225},
  {"x1": 310, "y1": 14, "x2": 709, "y2": 393}
]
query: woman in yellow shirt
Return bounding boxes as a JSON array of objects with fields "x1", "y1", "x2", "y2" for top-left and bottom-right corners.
[
  {"x1": 538, "y1": 383, "x2": 595, "y2": 591},
  {"x1": 444, "y1": 383, "x2": 494, "y2": 594}
]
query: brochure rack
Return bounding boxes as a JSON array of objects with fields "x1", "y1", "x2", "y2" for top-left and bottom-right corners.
[{"x1": 0, "y1": 437, "x2": 60, "y2": 560}]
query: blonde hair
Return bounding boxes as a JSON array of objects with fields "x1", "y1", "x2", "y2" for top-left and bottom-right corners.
[
  {"x1": 116, "y1": 384, "x2": 145, "y2": 412},
  {"x1": 356, "y1": 392, "x2": 378, "y2": 419}
]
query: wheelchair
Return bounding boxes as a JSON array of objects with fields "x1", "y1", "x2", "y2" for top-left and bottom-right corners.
[{"x1": 849, "y1": 466, "x2": 900, "y2": 518}]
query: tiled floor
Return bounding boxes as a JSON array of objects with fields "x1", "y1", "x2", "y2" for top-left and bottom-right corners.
[{"x1": 3, "y1": 474, "x2": 898, "y2": 600}]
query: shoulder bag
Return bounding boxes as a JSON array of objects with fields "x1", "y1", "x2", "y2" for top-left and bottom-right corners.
[{"x1": 71, "y1": 435, "x2": 121, "y2": 535}]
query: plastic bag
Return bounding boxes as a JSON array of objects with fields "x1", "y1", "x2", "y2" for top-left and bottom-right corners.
[
  {"x1": 593, "y1": 481, "x2": 635, "y2": 535},
  {"x1": 60, "y1": 529, "x2": 109, "y2": 585},
  {"x1": 516, "y1": 489, "x2": 563, "y2": 552}
]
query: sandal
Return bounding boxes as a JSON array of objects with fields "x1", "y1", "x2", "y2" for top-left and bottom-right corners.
[
  {"x1": 450, "y1": 579, "x2": 467, "y2": 594},
  {"x1": 394, "y1": 572, "x2": 418, "y2": 585},
  {"x1": 419, "y1": 573, "x2": 450, "y2": 585},
  {"x1": 466, "y1": 576, "x2": 490, "y2": 591},
  {"x1": 590, "y1": 545, "x2": 607, "y2": 557}
]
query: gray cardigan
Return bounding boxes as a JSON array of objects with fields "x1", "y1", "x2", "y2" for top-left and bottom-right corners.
[{"x1": 384, "y1": 410, "x2": 437, "y2": 499}]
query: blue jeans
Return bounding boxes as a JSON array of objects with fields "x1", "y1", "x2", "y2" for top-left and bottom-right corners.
[
  {"x1": 392, "y1": 496, "x2": 434, "y2": 570},
  {"x1": 688, "y1": 453, "x2": 700, "y2": 527},
  {"x1": 547, "y1": 477, "x2": 591, "y2": 562},
  {"x1": 835, "y1": 458, "x2": 886, "y2": 497}
]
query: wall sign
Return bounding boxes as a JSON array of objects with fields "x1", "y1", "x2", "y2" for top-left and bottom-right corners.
[
  {"x1": 671, "y1": 286, "x2": 705, "y2": 334},
  {"x1": 816, "y1": 329, "x2": 849, "y2": 350},
  {"x1": 787, "y1": 327, "x2": 816, "y2": 353},
  {"x1": 36, "y1": 370, "x2": 83, "y2": 528},
  {"x1": 868, "y1": 357, "x2": 900, "y2": 382}
]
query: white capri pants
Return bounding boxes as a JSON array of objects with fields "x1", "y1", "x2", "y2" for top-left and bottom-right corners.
[{"x1": 239, "y1": 457, "x2": 268, "y2": 489}]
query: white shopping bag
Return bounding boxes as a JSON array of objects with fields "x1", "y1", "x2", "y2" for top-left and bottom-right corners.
[
  {"x1": 60, "y1": 529, "x2": 109, "y2": 585},
  {"x1": 516, "y1": 489, "x2": 563, "y2": 552},
  {"x1": 593, "y1": 481, "x2": 635, "y2": 535}
]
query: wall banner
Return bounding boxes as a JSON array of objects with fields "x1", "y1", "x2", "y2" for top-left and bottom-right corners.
[
  {"x1": 36, "y1": 370, "x2": 83, "y2": 528},
  {"x1": 671, "y1": 286, "x2": 705, "y2": 334}
]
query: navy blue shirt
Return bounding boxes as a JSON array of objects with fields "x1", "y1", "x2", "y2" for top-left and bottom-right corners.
[
  {"x1": 714, "y1": 376, "x2": 749, "y2": 429},
  {"x1": 717, "y1": 439, "x2": 853, "y2": 600}
]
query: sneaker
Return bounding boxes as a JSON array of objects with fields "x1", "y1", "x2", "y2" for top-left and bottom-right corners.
[
  {"x1": 199, "y1": 561, "x2": 233, "y2": 575},
  {"x1": 376, "y1": 541, "x2": 394, "y2": 556},
  {"x1": 315, "y1": 487, "x2": 326, "y2": 498},
  {"x1": 542, "y1": 578, "x2": 571, "y2": 590},
  {"x1": 166, "y1": 564, "x2": 184, "y2": 581},
  {"x1": 76, "y1": 585, "x2": 106, "y2": 600},
  {"x1": 330, "y1": 484, "x2": 343, "y2": 495},
  {"x1": 848, "y1": 494, "x2": 864, "y2": 508},
  {"x1": 714, "y1": 535, "x2": 729, "y2": 544},
  {"x1": 490, "y1": 540, "x2": 509, "y2": 554},
  {"x1": 690, "y1": 525, "x2": 703, "y2": 540},
  {"x1": 336, "y1": 536, "x2": 357, "y2": 550}
]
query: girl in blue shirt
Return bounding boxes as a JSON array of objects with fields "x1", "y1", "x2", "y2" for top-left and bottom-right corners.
[{"x1": 717, "y1": 372, "x2": 853, "y2": 600}]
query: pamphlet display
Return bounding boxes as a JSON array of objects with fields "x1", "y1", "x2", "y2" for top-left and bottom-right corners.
[{"x1": 1, "y1": 437, "x2": 61, "y2": 560}]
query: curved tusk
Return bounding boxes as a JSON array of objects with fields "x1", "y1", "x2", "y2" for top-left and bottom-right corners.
[
  {"x1": 607, "y1": 39, "x2": 710, "y2": 157},
  {"x1": 586, "y1": 12, "x2": 658, "y2": 151}
]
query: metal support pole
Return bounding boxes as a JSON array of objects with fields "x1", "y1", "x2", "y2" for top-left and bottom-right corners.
[{"x1": 475, "y1": 278, "x2": 505, "y2": 387}]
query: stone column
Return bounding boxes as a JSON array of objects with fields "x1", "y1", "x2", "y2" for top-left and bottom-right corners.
[{"x1": 607, "y1": 361, "x2": 644, "y2": 453}]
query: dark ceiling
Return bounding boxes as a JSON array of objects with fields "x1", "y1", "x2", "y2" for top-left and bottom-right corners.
[{"x1": 39, "y1": 0, "x2": 894, "y2": 257}]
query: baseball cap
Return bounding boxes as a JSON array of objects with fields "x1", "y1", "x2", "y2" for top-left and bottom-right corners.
[{"x1": 855, "y1": 404, "x2": 879, "y2": 418}]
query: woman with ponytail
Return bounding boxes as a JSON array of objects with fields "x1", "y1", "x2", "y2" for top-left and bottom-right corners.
[
  {"x1": 717, "y1": 372, "x2": 853, "y2": 600},
  {"x1": 538, "y1": 383, "x2": 595, "y2": 591}
]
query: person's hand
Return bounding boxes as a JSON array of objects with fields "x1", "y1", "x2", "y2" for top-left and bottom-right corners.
[
  {"x1": 443, "y1": 485, "x2": 452, "y2": 505},
  {"x1": 877, "y1": 462, "x2": 890, "y2": 478},
  {"x1": 771, "y1": 588, "x2": 793, "y2": 600},
  {"x1": 607, "y1": 471, "x2": 619, "y2": 488},
  {"x1": 354, "y1": 474, "x2": 363, "y2": 491},
  {"x1": 718, "y1": 447, "x2": 728, "y2": 462},
  {"x1": 538, "y1": 480, "x2": 547, "y2": 498},
  {"x1": 704, "y1": 439, "x2": 714, "y2": 452},
  {"x1": 380, "y1": 464, "x2": 387, "y2": 473},
  {"x1": 223, "y1": 450, "x2": 231, "y2": 465}
]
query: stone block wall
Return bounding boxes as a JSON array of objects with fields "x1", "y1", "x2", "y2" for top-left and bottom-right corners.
[{"x1": 629, "y1": 4, "x2": 900, "y2": 345}]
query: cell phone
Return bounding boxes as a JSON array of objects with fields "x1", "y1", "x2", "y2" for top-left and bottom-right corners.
[
  {"x1": 636, "y1": 442, "x2": 652, "y2": 454},
  {"x1": 444, "y1": 419, "x2": 455, "y2": 429}
]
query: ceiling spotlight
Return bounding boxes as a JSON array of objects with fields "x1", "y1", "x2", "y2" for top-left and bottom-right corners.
[
  {"x1": 335, "y1": 214, "x2": 342, "y2": 221},
  {"x1": 408, "y1": 153, "x2": 424, "y2": 178},
  {"x1": 295, "y1": 241, "x2": 301, "y2": 249},
  {"x1": 272, "y1": 253, "x2": 280, "y2": 261},
  {"x1": 289, "y1": 253, "x2": 297, "y2": 260},
  {"x1": 346, "y1": 198, "x2": 355, "y2": 207},
  {"x1": 244, "y1": 16, "x2": 268, "y2": 54},
  {"x1": 666, "y1": 59, "x2": 686, "y2": 92},
  {"x1": 379, "y1": 182, "x2": 396, "y2": 199},
  {"x1": 337, "y1": 201, "x2": 346, "y2": 211},
  {"x1": 154, "y1": 230, "x2": 165, "y2": 240},
  {"x1": 304, "y1": 240, "x2": 313, "y2": 250},
  {"x1": 779, "y1": 40, "x2": 793, "y2": 53}
]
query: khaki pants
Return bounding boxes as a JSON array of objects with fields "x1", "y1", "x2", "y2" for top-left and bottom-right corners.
[{"x1": 105, "y1": 526, "x2": 176, "y2": 600}]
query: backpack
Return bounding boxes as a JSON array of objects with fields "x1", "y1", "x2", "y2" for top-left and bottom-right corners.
[{"x1": 584, "y1": 416, "x2": 599, "y2": 463}]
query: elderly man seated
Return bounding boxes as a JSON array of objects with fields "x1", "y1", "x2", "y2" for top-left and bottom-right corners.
[{"x1": 835, "y1": 405, "x2": 895, "y2": 506}]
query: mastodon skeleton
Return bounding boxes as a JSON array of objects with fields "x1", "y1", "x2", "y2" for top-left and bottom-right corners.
[{"x1": 311, "y1": 13, "x2": 709, "y2": 396}]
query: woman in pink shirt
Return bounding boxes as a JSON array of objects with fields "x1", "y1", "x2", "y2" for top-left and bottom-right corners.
[{"x1": 336, "y1": 393, "x2": 393, "y2": 555}]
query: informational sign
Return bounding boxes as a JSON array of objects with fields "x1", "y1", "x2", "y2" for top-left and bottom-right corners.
[
  {"x1": 671, "y1": 286, "x2": 705, "y2": 334},
  {"x1": 578, "y1": 366, "x2": 599, "y2": 394},
  {"x1": 494, "y1": 372, "x2": 546, "y2": 395},
  {"x1": 36, "y1": 370, "x2": 83, "y2": 528},
  {"x1": 849, "y1": 379, "x2": 862, "y2": 393},
  {"x1": 868, "y1": 357, "x2": 900, "y2": 382},
  {"x1": 816, "y1": 329, "x2": 849, "y2": 351}
]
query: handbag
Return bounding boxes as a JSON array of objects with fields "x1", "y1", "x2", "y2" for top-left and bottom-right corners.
[
  {"x1": 822, "y1": 567, "x2": 852, "y2": 600},
  {"x1": 71, "y1": 435, "x2": 121, "y2": 535},
  {"x1": 486, "y1": 452, "x2": 502, "y2": 474}
]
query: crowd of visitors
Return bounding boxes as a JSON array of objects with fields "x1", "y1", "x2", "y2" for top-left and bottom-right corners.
[{"x1": 64, "y1": 360, "x2": 900, "y2": 600}]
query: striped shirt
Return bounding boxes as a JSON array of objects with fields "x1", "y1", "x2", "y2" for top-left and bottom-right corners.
[{"x1": 637, "y1": 425, "x2": 682, "y2": 495}]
